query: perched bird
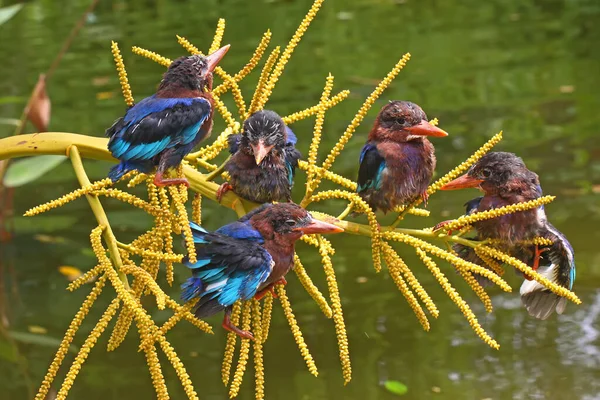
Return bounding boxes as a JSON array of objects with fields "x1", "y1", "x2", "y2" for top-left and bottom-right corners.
[
  {"x1": 106, "y1": 45, "x2": 230, "y2": 186},
  {"x1": 439, "y1": 152, "x2": 576, "y2": 319},
  {"x1": 217, "y1": 110, "x2": 301, "y2": 203},
  {"x1": 357, "y1": 100, "x2": 448, "y2": 213},
  {"x1": 181, "y1": 203, "x2": 343, "y2": 339}
]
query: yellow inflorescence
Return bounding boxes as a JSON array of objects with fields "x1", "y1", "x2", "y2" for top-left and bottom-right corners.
[
  {"x1": 294, "y1": 254, "x2": 333, "y2": 318},
  {"x1": 428, "y1": 131, "x2": 503, "y2": 194},
  {"x1": 256, "y1": 0, "x2": 325, "y2": 109},
  {"x1": 276, "y1": 284, "x2": 319, "y2": 377},
  {"x1": 66, "y1": 264, "x2": 102, "y2": 291},
  {"x1": 475, "y1": 247, "x2": 505, "y2": 276},
  {"x1": 321, "y1": 53, "x2": 411, "y2": 174},
  {"x1": 111, "y1": 41, "x2": 134, "y2": 107},
  {"x1": 131, "y1": 46, "x2": 172, "y2": 67},
  {"x1": 192, "y1": 193, "x2": 202, "y2": 224},
  {"x1": 307, "y1": 74, "x2": 335, "y2": 182},
  {"x1": 476, "y1": 245, "x2": 581, "y2": 304},
  {"x1": 282, "y1": 90, "x2": 350, "y2": 125},
  {"x1": 222, "y1": 301, "x2": 242, "y2": 386},
  {"x1": 251, "y1": 299, "x2": 265, "y2": 400},
  {"x1": 209, "y1": 18, "x2": 226, "y2": 54},
  {"x1": 168, "y1": 185, "x2": 197, "y2": 265},
  {"x1": 439, "y1": 196, "x2": 556, "y2": 233},
  {"x1": 382, "y1": 246, "x2": 430, "y2": 331},
  {"x1": 298, "y1": 161, "x2": 357, "y2": 191},
  {"x1": 458, "y1": 267, "x2": 493, "y2": 313},
  {"x1": 234, "y1": 30, "x2": 272, "y2": 82},
  {"x1": 318, "y1": 237, "x2": 351, "y2": 384},
  {"x1": 260, "y1": 293, "x2": 274, "y2": 343},
  {"x1": 229, "y1": 302, "x2": 253, "y2": 398},
  {"x1": 24, "y1": 178, "x2": 113, "y2": 216},
  {"x1": 248, "y1": 46, "x2": 280, "y2": 115}
]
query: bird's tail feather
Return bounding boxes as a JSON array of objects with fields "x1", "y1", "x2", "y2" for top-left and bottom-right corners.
[
  {"x1": 520, "y1": 263, "x2": 567, "y2": 320},
  {"x1": 181, "y1": 277, "x2": 204, "y2": 303},
  {"x1": 108, "y1": 161, "x2": 151, "y2": 182},
  {"x1": 189, "y1": 221, "x2": 209, "y2": 243}
]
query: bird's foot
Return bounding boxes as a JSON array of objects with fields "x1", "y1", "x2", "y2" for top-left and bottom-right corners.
[
  {"x1": 216, "y1": 182, "x2": 233, "y2": 203},
  {"x1": 154, "y1": 173, "x2": 189, "y2": 187},
  {"x1": 254, "y1": 285, "x2": 277, "y2": 300},
  {"x1": 222, "y1": 313, "x2": 254, "y2": 340},
  {"x1": 524, "y1": 245, "x2": 549, "y2": 281},
  {"x1": 421, "y1": 191, "x2": 429, "y2": 207},
  {"x1": 433, "y1": 220, "x2": 457, "y2": 235}
]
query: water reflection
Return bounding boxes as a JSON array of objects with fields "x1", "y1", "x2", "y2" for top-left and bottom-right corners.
[{"x1": 1, "y1": 0, "x2": 599, "y2": 398}]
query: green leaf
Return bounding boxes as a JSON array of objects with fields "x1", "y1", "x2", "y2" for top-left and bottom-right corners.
[
  {"x1": 8, "y1": 331, "x2": 78, "y2": 353},
  {"x1": 0, "y1": 339, "x2": 18, "y2": 363},
  {"x1": 3, "y1": 155, "x2": 67, "y2": 187},
  {"x1": 384, "y1": 380, "x2": 408, "y2": 396},
  {"x1": 0, "y1": 3, "x2": 24, "y2": 26}
]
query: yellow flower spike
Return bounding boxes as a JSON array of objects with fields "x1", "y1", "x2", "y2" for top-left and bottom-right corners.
[
  {"x1": 192, "y1": 193, "x2": 202, "y2": 224},
  {"x1": 220, "y1": 73, "x2": 248, "y2": 119},
  {"x1": 251, "y1": 299, "x2": 265, "y2": 400},
  {"x1": 116, "y1": 243, "x2": 183, "y2": 263},
  {"x1": 260, "y1": 293, "x2": 274, "y2": 343},
  {"x1": 474, "y1": 247, "x2": 505, "y2": 276},
  {"x1": 131, "y1": 46, "x2": 172, "y2": 67},
  {"x1": 34, "y1": 275, "x2": 107, "y2": 400},
  {"x1": 429, "y1": 117, "x2": 439, "y2": 126},
  {"x1": 306, "y1": 74, "x2": 335, "y2": 185},
  {"x1": 90, "y1": 188, "x2": 165, "y2": 217},
  {"x1": 381, "y1": 242, "x2": 439, "y2": 318},
  {"x1": 294, "y1": 254, "x2": 333, "y2": 318},
  {"x1": 319, "y1": 53, "x2": 411, "y2": 175},
  {"x1": 229, "y1": 302, "x2": 253, "y2": 398},
  {"x1": 281, "y1": 89, "x2": 350, "y2": 125},
  {"x1": 56, "y1": 298, "x2": 121, "y2": 400},
  {"x1": 209, "y1": 18, "x2": 226, "y2": 54},
  {"x1": 382, "y1": 246, "x2": 430, "y2": 331},
  {"x1": 532, "y1": 236, "x2": 554, "y2": 246},
  {"x1": 66, "y1": 265, "x2": 102, "y2": 291},
  {"x1": 439, "y1": 196, "x2": 556, "y2": 233},
  {"x1": 276, "y1": 284, "x2": 319, "y2": 377},
  {"x1": 247, "y1": 46, "x2": 281, "y2": 115},
  {"x1": 24, "y1": 178, "x2": 113, "y2": 217},
  {"x1": 383, "y1": 231, "x2": 512, "y2": 292},
  {"x1": 157, "y1": 337, "x2": 199, "y2": 400},
  {"x1": 458, "y1": 267, "x2": 493, "y2": 313},
  {"x1": 107, "y1": 307, "x2": 134, "y2": 352},
  {"x1": 256, "y1": 0, "x2": 325, "y2": 109},
  {"x1": 127, "y1": 172, "x2": 148, "y2": 188},
  {"x1": 222, "y1": 300, "x2": 242, "y2": 386},
  {"x1": 168, "y1": 185, "x2": 197, "y2": 266},
  {"x1": 233, "y1": 30, "x2": 272, "y2": 83},
  {"x1": 135, "y1": 319, "x2": 170, "y2": 400},
  {"x1": 120, "y1": 265, "x2": 167, "y2": 310},
  {"x1": 176, "y1": 35, "x2": 200, "y2": 55},
  {"x1": 213, "y1": 94, "x2": 238, "y2": 129},
  {"x1": 476, "y1": 245, "x2": 581, "y2": 304},
  {"x1": 318, "y1": 236, "x2": 351, "y2": 384},
  {"x1": 298, "y1": 160, "x2": 357, "y2": 191},
  {"x1": 111, "y1": 41, "x2": 134, "y2": 107},
  {"x1": 392, "y1": 205, "x2": 431, "y2": 217},
  {"x1": 428, "y1": 131, "x2": 503, "y2": 194},
  {"x1": 414, "y1": 248, "x2": 499, "y2": 349}
]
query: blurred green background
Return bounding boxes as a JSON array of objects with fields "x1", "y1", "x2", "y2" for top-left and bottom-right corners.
[{"x1": 1, "y1": 0, "x2": 599, "y2": 399}]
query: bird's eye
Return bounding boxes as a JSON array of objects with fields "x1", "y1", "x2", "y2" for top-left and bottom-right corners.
[
  {"x1": 396, "y1": 117, "x2": 405, "y2": 125},
  {"x1": 482, "y1": 168, "x2": 492, "y2": 178},
  {"x1": 285, "y1": 219, "x2": 296, "y2": 227}
]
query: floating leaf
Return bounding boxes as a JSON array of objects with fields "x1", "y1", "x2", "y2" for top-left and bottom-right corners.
[
  {"x1": 8, "y1": 331, "x2": 78, "y2": 352},
  {"x1": 384, "y1": 380, "x2": 408, "y2": 396},
  {"x1": 58, "y1": 266, "x2": 83, "y2": 281},
  {"x1": 0, "y1": 3, "x2": 24, "y2": 26},
  {"x1": 26, "y1": 74, "x2": 51, "y2": 132},
  {"x1": 3, "y1": 155, "x2": 67, "y2": 187},
  {"x1": 28, "y1": 325, "x2": 48, "y2": 334}
]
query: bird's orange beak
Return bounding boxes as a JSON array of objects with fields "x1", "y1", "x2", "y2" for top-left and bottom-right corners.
[
  {"x1": 440, "y1": 173, "x2": 483, "y2": 190},
  {"x1": 251, "y1": 140, "x2": 274, "y2": 165},
  {"x1": 295, "y1": 219, "x2": 344, "y2": 234},
  {"x1": 405, "y1": 120, "x2": 449, "y2": 137},
  {"x1": 205, "y1": 44, "x2": 230, "y2": 73}
]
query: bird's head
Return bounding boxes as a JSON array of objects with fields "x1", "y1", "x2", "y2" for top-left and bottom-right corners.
[
  {"x1": 158, "y1": 45, "x2": 230, "y2": 93},
  {"x1": 248, "y1": 203, "x2": 343, "y2": 243},
  {"x1": 440, "y1": 152, "x2": 540, "y2": 196},
  {"x1": 241, "y1": 110, "x2": 288, "y2": 165},
  {"x1": 372, "y1": 100, "x2": 448, "y2": 142}
]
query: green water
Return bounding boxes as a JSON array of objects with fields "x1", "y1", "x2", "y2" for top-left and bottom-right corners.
[{"x1": 1, "y1": 0, "x2": 600, "y2": 399}]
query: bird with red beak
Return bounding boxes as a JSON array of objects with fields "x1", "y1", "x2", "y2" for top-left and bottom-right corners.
[
  {"x1": 356, "y1": 100, "x2": 448, "y2": 213},
  {"x1": 218, "y1": 110, "x2": 301, "y2": 204},
  {"x1": 181, "y1": 203, "x2": 343, "y2": 339}
]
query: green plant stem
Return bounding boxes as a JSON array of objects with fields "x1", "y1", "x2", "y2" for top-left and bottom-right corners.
[
  {"x1": 68, "y1": 145, "x2": 130, "y2": 290},
  {"x1": 205, "y1": 155, "x2": 230, "y2": 181}
]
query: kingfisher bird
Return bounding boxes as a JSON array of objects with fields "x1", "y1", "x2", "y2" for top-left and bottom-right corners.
[
  {"x1": 181, "y1": 203, "x2": 343, "y2": 339},
  {"x1": 439, "y1": 152, "x2": 576, "y2": 319},
  {"x1": 106, "y1": 45, "x2": 230, "y2": 186},
  {"x1": 217, "y1": 110, "x2": 302, "y2": 203},
  {"x1": 356, "y1": 100, "x2": 448, "y2": 213}
]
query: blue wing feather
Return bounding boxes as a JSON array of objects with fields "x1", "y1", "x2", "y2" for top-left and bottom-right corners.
[
  {"x1": 285, "y1": 126, "x2": 297, "y2": 145},
  {"x1": 357, "y1": 143, "x2": 385, "y2": 192}
]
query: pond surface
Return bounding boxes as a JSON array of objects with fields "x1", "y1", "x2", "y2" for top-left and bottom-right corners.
[{"x1": 1, "y1": 0, "x2": 600, "y2": 399}]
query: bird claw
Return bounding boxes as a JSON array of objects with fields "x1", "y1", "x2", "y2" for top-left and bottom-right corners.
[
  {"x1": 216, "y1": 182, "x2": 233, "y2": 203},
  {"x1": 524, "y1": 245, "x2": 549, "y2": 281},
  {"x1": 433, "y1": 220, "x2": 456, "y2": 235},
  {"x1": 153, "y1": 173, "x2": 190, "y2": 187},
  {"x1": 421, "y1": 191, "x2": 429, "y2": 207},
  {"x1": 222, "y1": 314, "x2": 255, "y2": 341}
]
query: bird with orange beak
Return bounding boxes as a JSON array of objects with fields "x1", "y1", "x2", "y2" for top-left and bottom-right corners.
[
  {"x1": 218, "y1": 110, "x2": 301, "y2": 204},
  {"x1": 356, "y1": 101, "x2": 448, "y2": 213},
  {"x1": 181, "y1": 203, "x2": 343, "y2": 339}
]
